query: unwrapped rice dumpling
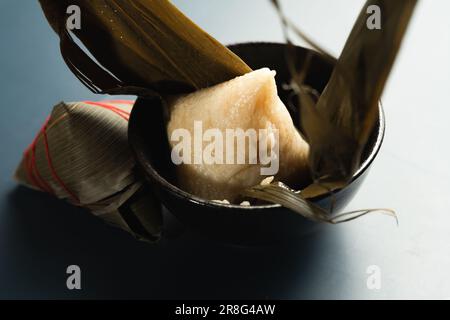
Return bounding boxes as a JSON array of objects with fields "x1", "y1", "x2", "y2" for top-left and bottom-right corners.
[{"x1": 167, "y1": 68, "x2": 311, "y2": 202}]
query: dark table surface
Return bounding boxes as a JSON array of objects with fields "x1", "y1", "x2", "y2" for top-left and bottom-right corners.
[{"x1": 1, "y1": 0, "x2": 450, "y2": 299}]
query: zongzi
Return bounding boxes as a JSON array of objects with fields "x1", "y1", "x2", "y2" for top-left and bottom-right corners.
[
  {"x1": 15, "y1": 100, "x2": 162, "y2": 242},
  {"x1": 167, "y1": 68, "x2": 311, "y2": 202}
]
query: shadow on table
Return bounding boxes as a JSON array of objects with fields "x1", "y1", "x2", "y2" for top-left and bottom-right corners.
[{"x1": 3, "y1": 186, "x2": 344, "y2": 299}]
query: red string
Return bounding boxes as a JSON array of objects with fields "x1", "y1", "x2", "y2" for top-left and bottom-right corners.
[
  {"x1": 23, "y1": 101, "x2": 133, "y2": 202},
  {"x1": 24, "y1": 152, "x2": 48, "y2": 193},
  {"x1": 83, "y1": 101, "x2": 130, "y2": 121},
  {"x1": 100, "y1": 99, "x2": 134, "y2": 105},
  {"x1": 23, "y1": 117, "x2": 55, "y2": 194},
  {"x1": 41, "y1": 121, "x2": 80, "y2": 203}
]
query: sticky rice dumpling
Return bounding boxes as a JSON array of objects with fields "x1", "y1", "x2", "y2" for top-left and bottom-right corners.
[
  {"x1": 167, "y1": 68, "x2": 311, "y2": 202},
  {"x1": 15, "y1": 100, "x2": 162, "y2": 241}
]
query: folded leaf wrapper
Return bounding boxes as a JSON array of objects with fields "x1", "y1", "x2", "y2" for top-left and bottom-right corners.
[{"x1": 14, "y1": 100, "x2": 162, "y2": 242}]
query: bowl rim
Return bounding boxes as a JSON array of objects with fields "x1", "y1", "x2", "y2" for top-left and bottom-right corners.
[{"x1": 131, "y1": 44, "x2": 386, "y2": 212}]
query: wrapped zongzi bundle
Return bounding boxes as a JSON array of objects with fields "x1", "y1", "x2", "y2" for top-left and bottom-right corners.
[
  {"x1": 167, "y1": 68, "x2": 311, "y2": 202},
  {"x1": 15, "y1": 100, "x2": 162, "y2": 241}
]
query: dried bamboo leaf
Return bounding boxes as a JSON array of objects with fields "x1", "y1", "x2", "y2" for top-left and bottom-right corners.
[
  {"x1": 270, "y1": 0, "x2": 416, "y2": 190},
  {"x1": 303, "y1": 0, "x2": 418, "y2": 185},
  {"x1": 39, "y1": 0, "x2": 251, "y2": 95},
  {"x1": 243, "y1": 181, "x2": 397, "y2": 225},
  {"x1": 270, "y1": 0, "x2": 335, "y2": 63},
  {"x1": 242, "y1": 0, "x2": 416, "y2": 222}
]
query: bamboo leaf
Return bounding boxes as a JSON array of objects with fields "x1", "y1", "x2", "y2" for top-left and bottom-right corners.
[
  {"x1": 273, "y1": 0, "x2": 417, "y2": 189},
  {"x1": 245, "y1": 0, "x2": 417, "y2": 221},
  {"x1": 39, "y1": 0, "x2": 252, "y2": 95},
  {"x1": 304, "y1": 0, "x2": 418, "y2": 184},
  {"x1": 242, "y1": 181, "x2": 397, "y2": 224}
]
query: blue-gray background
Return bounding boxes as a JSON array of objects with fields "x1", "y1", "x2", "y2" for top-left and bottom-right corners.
[{"x1": 1, "y1": 0, "x2": 449, "y2": 299}]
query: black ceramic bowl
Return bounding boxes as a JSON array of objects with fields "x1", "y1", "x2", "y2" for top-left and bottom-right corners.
[{"x1": 129, "y1": 42, "x2": 385, "y2": 245}]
